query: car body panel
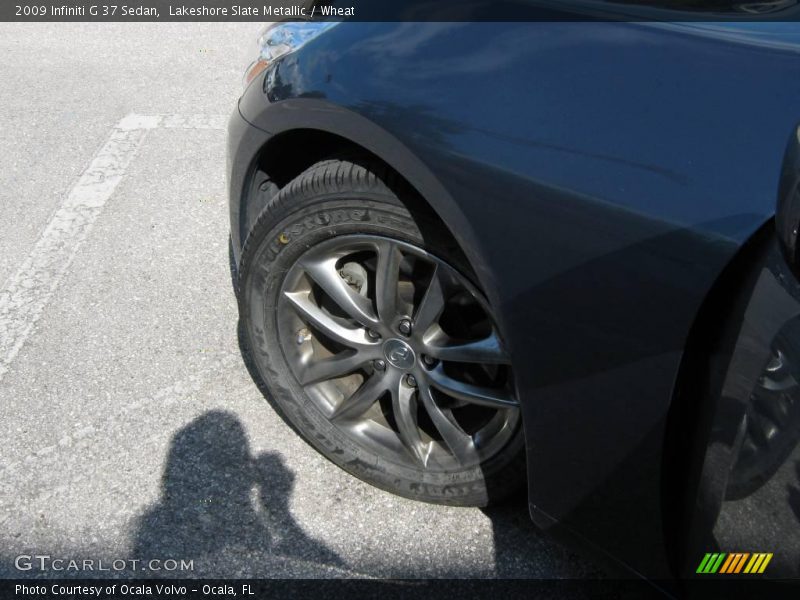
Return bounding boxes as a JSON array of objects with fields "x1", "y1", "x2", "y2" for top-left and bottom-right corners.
[{"x1": 229, "y1": 21, "x2": 800, "y2": 579}]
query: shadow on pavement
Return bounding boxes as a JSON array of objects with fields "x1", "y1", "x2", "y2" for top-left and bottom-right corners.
[
  {"x1": 132, "y1": 410, "x2": 345, "y2": 577},
  {"x1": 482, "y1": 488, "x2": 604, "y2": 579}
]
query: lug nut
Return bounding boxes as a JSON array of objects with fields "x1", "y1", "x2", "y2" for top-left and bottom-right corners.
[
  {"x1": 404, "y1": 374, "x2": 417, "y2": 388},
  {"x1": 398, "y1": 319, "x2": 412, "y2": 336},
  {"x1": 422, "y1": 355, "x2": 436, "y2": 367},
  {"x1": 373, "y1": 359, "x2": 386, "y2": 372},
  {"x1": 366, "y1": 329, "x2": 381, "y2": 340}
]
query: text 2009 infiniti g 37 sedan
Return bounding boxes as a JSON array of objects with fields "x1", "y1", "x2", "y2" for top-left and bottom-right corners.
[{"x1": 227, "y1": 10, "x2": 800, "y2": 585}]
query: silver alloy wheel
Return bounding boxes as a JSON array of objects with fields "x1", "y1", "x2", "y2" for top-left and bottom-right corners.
[{"x1": 276, "y1": 235, "x2": 519, "y2": 471}]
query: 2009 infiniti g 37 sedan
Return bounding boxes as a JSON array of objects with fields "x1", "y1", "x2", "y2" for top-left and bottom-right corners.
[{"x1": 227, "y1": 13, "x2": 800, "y2": 584}]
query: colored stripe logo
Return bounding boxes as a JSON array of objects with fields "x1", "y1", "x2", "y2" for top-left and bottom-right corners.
[{"x1": 696, "y1": 552, "x2": 773, "y2": 574}]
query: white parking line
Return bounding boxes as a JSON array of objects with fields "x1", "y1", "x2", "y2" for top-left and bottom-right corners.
[
  {"x1": 0, "y1": 113, "x2": 227, "y2": 383},
  {"x1": 160, "y1": 113, "x2": 229, "y2": 130}
]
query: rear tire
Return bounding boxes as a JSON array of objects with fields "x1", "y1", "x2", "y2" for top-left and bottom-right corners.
[{"x1": 238, "y1": 157, "x2": 526, "y2": 506}]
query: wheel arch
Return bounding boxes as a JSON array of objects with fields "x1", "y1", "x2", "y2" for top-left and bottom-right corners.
[{"x1": 235, "y1": 98, "x2": 498, "y2": 308}]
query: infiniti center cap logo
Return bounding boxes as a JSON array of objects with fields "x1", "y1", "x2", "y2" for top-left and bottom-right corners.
[{"x1": 383, "y1": 339, "x2": 416, "y2": 370}]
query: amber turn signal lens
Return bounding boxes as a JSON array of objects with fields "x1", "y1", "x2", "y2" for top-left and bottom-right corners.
[{"x1": 243, "y1": 59, "x2": 270, "y2": 88}]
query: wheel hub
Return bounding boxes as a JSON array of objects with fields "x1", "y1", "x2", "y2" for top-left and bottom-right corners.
[{"x1": 383, "y1": 338, "x2": 416, "y2": 370}]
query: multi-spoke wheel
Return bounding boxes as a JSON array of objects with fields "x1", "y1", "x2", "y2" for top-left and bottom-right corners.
[
  {"x1": 727, "y1": 325, "x2": 800, "y2": 500},
  {"x1": 239, "y1": 157, "x2": 525, "y2": 506},
  {"x1": 279, "y1": 235, "x2": 519, "y2": 470}
]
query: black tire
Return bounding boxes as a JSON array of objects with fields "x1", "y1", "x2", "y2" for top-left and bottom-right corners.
[{"x1": 238, "y1": 156, "x2": 526, "y2": 506}]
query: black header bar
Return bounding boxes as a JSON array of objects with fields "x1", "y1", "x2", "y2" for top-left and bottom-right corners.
[{"x1": 4, "y1": 0, "x2": 800, "y2": 22}]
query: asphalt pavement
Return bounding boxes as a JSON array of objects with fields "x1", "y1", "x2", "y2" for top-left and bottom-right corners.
[{"x1": 0, "y1": 23, "x2": 601, "y2": 579}]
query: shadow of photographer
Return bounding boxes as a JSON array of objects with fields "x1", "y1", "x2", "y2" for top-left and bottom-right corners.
[{"x1": 131, "y1": 410, "x2": 344, "y2": 577}]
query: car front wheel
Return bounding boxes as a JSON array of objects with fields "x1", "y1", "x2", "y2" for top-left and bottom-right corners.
[{"x1": 238, "y1": 157, "x2": 525, "y2": 506}]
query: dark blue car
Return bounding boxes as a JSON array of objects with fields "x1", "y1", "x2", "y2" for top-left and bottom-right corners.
[{"x1": 227, "y1": 10, "x2": 800, "y2": 584}]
